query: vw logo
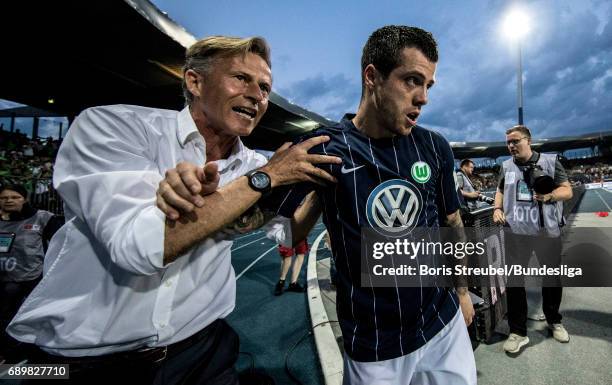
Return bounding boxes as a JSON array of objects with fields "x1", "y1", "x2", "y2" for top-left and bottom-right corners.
[{"x1": 366, "y1": 179, "x2": 423, "y2": 237}]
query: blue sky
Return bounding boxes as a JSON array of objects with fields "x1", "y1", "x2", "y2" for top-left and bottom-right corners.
[
  {"x1": 2, "y1": 1, "x2": 610, "y2": 143},
  {"x1": 150, "y1": 0, "x2": 612, "y2": 141},
  {"x1": 0, "y1": 99, "x2": 68, "y2": 140}
]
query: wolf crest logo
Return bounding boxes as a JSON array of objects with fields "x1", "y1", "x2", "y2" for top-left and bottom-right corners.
[
  {"x1": 411, "y1": 161, "x2": 431, "y2": 184},
  {"x1": 366, "y1": 179, "x2": 423, "y2": 236}
]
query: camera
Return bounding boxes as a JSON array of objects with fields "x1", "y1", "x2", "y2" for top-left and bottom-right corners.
[
  {"x1": 523, "y1": 162, "x2": 555, "y2": 194},
  {"x1": 477, "y1": 194, "x2": 494, "y2": 205}
]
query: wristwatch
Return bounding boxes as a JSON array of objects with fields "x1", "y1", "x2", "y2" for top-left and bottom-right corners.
[{"x1": 246, "y1": 170, "x2": 271, "y2": 195}]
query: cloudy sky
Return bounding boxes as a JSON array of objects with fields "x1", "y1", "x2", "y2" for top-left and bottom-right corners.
[
  {"x1": 150, "y1": 0, "x2": 611, "y2": 142},
  {"x1": 2, "y1": 0, "x2": 609, "y2": 142}
]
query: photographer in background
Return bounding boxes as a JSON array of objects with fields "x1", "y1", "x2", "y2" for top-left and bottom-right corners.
[
  {"x1": 457, "y1": 159, "x2": 480, "y2": 210},
  {"x1": 493, "y1": 125, "x2": 573, "y2": 354},
  {"x1": 457, "y1": 159, "x2": 492, "y2": 210}
]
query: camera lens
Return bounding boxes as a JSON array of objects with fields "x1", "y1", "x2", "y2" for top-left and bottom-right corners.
[{"x1": 530, "y1": 169, "x2": 555, "y2": 194}]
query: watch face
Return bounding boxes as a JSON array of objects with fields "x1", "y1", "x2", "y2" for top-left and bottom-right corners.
[{"x1": 252, "y1": 172, "x2": 270, "y2": 189}]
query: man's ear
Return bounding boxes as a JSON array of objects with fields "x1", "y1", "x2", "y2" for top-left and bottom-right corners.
[
  {"x1": 363, "y1": 64, "x2": 377, "y2": 92},
  {"x1": 184, "y1": 69, "x2": 202, "y2": 99}
]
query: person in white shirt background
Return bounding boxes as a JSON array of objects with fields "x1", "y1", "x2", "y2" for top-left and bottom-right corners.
[{"x1": 7, "y1": 35, "x2": 340, "y2": 385}]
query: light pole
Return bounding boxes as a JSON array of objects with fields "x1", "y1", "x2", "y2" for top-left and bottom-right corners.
[
  {"x1": 516, "y1": 39, "x2": 524, "y2": 125},
  {"x1": 502, "y1": 8, "x2": 530, "y2": 125}
]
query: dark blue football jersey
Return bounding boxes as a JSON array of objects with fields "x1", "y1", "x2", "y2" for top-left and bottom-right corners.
[{"x1": 264, "y1": 116, "x2": 462, "y2": 362}]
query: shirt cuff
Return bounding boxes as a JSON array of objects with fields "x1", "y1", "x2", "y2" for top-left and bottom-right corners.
[{"x1": 132, "y1": 206, "x2": 166, "y2": 270}]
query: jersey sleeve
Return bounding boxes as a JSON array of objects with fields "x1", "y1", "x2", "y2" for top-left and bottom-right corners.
[{"x1": 259, "y1": 130, "x2": 334, "y2": 218}]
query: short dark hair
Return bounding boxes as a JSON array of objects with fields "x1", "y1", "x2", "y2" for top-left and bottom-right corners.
[
  {"x1": 361, "y1": 25, "x2": 438, "y2": 86},
  {"x1": 460, "y1": 159, "x2": 474, "y2": 168},
  {"x1": 0, "y1": 184, "x2": 28, "y2": 199},
  {"x1": 506, "y1": 125, "x2": 532, "y2": 138}
]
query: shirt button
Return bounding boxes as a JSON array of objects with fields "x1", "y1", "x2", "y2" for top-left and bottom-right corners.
[
  {"x1": 159, "y1": 323, "x2": 167, "y2": 328},
  {"x1": 164, "y1": 280, "x2": 173, "y2": 287}
]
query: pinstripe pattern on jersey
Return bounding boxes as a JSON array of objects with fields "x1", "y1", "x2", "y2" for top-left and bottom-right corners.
[
  {"x1": 322, "y1": 141, "x2": 359, "y2": 353},
  {"x1": 266, "y1": 118, "x2": 461, "y2": 362}
]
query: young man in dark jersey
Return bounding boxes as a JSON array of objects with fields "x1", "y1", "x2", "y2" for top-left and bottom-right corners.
[{"x1": 158, "y1": 25, "x2": 476, "y2": 385}]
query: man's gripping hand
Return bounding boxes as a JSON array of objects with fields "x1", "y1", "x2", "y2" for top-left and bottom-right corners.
[
  {"x1": 156, "y1": 136, "x2": 341, "y2": 220},
  {"x1": 157, "y1": 162, "x2": 219, "y2": 220},
  {"x1": 260, "y1": 135, "x2": 341, "y2": 187}
]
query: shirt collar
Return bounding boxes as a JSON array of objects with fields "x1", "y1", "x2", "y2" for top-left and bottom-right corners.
[
  {"x1": 217, "y1": 138, "x2": 246, "y2": 174},
  {"x1": 515, "y1": 150, "x2": 539, "y2": 166},
  {"x1": 176, "y1": 106, "x2": 247, "y2": 172},
  {"x1": 176, "y1": 106, "x2": 201, "y2": 147}
]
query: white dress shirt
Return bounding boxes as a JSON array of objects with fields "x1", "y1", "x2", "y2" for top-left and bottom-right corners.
[{"x1": 7, "y1": 105, "x2": 271, "y2": 356}]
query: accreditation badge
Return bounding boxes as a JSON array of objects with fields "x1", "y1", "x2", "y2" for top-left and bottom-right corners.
[
  {"x1": 516, "y1": 180, "x2": 533, "y2": 202},
  {"x1": 0, "y1": 232, "x2": 16, "y2": 253}
]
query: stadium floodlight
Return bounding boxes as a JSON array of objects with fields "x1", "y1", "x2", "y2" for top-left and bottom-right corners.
[
  {"x1": 502, "y1": 7, "x2": 530, "y2": 125},
  {"x1": 502, "y1": 8, "x2": 530, "y2": 41}
]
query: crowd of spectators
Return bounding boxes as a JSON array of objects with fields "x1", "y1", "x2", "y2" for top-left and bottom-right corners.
[
  {"x1": 465, "y1": 166, "x2": 500, "y2": 192},
  {"x1": 567, "y1": 163, "x2": 612, "y2": 184},
  {"x1": 0, "y1": 129, "x2": 62, "y2": 213},
  {"x1": 468, "y1": 157, "x2": 612, "y2": 190},
  {"x1": 2, "y1": 125, "x2": 611, "y2": 207}
]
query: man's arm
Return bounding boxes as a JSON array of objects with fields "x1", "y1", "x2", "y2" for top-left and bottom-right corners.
[
  {"x1": 534, "y1": 181, "x2": 572, "y2": 203},
  {"x1": 163, "y1": 137, "x2": 341, "y2": 264},
  {"x1": 434, "y1": 136, "x2": 474, "y2": 326},
  {"x1": 461, "y1": 188, "x2": 480, "y2": 199},
  {"x1": 54, "y1": 106, "x2": 177, "y2": 275},
  {"x1": 164, "y1": 176, "x2": 263, "y2": 263},
  {"x1": 493, "y1": 189, "x2": 505, "y2": 224},
  {"x1": 290, "y1": 192, "x2": 322, "y2": 245},
  {"x1": 446, "y1": 209, "x2": 475, "y2": 326}
]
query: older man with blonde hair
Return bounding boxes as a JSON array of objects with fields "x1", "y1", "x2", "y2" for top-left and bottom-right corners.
[{"x1": 8, "y1": 35, "x2": 339, "y2": 384}]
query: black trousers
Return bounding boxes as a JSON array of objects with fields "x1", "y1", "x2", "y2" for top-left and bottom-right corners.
[
  {"x1": 505, "y1": 234, "x2": 563, "y2": 336},
  {"x1": 23, "y1": 319, "x2": 240, "y2": 385}
]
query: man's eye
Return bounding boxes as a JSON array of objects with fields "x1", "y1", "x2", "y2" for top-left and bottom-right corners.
[
  {"x1": 406, "y1": 76, "x2": 418, "y2": 86},
  {"x1": 235, "y1": 75, "x2": 246, "y2": 81}
]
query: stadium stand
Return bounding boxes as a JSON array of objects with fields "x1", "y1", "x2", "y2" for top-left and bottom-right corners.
[{"x1": 0, "y1": 130, "x2": 63, "y2": 215}]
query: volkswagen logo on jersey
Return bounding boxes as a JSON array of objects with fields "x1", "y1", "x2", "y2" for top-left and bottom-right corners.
[{"x1": 366, "y1": 179, "x2": 423, "y2": 237}]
